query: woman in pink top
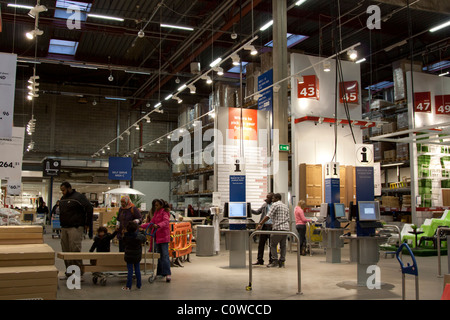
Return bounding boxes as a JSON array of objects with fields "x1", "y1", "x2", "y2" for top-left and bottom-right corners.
[
  {"x1": 140, "y1": 199, "x2": 171, "y2": 282},
  {"x1": 294, "y1": 200, "x2": 311, "y2": 256}
]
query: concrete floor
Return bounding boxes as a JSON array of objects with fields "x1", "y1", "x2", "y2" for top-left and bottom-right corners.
[{"x1": 45, "y1": 229, "x2": 448, "y2": 301}]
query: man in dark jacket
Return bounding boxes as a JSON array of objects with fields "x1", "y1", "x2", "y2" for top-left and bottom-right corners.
[
  {"x1": 251, "y1": 193, "x2": 274, "y2": 265},
  {"x1": 59, "y1": 181, "x2": 93, "y2": 277}
]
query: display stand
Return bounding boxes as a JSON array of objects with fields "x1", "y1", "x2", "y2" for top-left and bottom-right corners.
[
  {"x1": 341, "y1": 235, "x2": 387, "y2": 286},
  {"x1": 222, "y1": 229, "x2": 250, "y2": 268},
  {"x1": 322, "y1": 228, "x2": 345, "y2": 263}
]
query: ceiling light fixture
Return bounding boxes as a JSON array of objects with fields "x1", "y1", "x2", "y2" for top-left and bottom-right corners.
[
  {"x1": 244, "y1": 45, "x2": 258, "y2": 55},
  {"x1": 347, "y1": 48, "x2": 357, "y2": 60},
  {"x1": 231, "y1": 53, "x2": 240, "y2": 66},
  {"x1": 188, "y1": 84, "x2": 196, "y2": 94},
  {"x1": 154, "y1": 102, "x2": 162, "y2": 108},
  {"x1": 429, "y1": 20, "x2": 450, "y2": 33},
  {"x1": 439, "y1": 71, "x2": 449, "y2": 77},
  {"x1": 177, "y1": 84, "x2": 187, "y2": 92},
  {"x1": 295, "y1": 0, "x2": 307, "y2": 5},
  {"x1": 209, "y1": 57, "x2": 222, "y2": 68},
  {"x1": 87, "y1": 13, "x2": 124, "y2": 22},
  {"x1": 260, "y1": 20, "x2": 273, "y2": 31},
  {"x1": 214, "y1": 66, "x2": 224, "y2": 76},
  {"x1": 323, "y1": 60, "x2": 331, "y2": 72},
  {"x1": 7, "y1": 3, "x2": 34, "y2": 10},
  {"x1": 355, "y1": 58, "x2": 366, "y2": 64},
  {"x1": 27, "y1": 4, "x2": 47, "y2": 18},
  {"x1": 160, "y1": 23, "x2": 194, "y2": 31},
  {"x1": 165, "y1": 94, "x2": 173, "y2": 100},
  {"x1": 25, "y1": 28, "x2": 44, "y2": 40}
]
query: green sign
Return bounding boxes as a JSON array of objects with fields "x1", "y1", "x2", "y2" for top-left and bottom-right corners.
[{"x1": 279, "y1": 144, "x2": 290, "y2": 152}]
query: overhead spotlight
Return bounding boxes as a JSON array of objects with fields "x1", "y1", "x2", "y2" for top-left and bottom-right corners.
[
  {"x1": 25, "y1": 28, "x2": 44, "y2": 40},
  {"x1": 231, "y1": 53, "x2": 240, "y2": 66},
  {"x1": 323, "y1": 60, "x2": 331, "y2": 72},
  {"x1": 202, "y1": 75, "x2": 212, "y2": 84},
  {"x1": 213, "y1": 67, "x2": 224, "y2": 76},
  {"x1": 297, "y1": 75, "x2": 304, "y2": 84},
  {"x1": 119, "y1": 135, "x2": 124, "y2": 140},
  {"x1": 108, "y1": 73, "x2": 114, "y2": 82},
  {"x1": 106, "y1": 145, "x2": 111, "y2": 150},
  {"x1": 172, "y1": 96, "x2": 183, "y2": 104},
  {"x1": 347, "y1": 49, "x2": 357, "y2": 60},
  {"x1": 188, "y1": 84, "x2": 196, "y2": 94},
  {"x1": 244, "y1": 45, "x2": 258, "y2": 55},
  {"x1": 231, "y1": 32, "x2": 238, "y2": 40},
  {"x1": 27, "y1": 4, "x2": 47, "y2": 18},
  {"x1": 135, "y1": 123, "x2": 140, "y2": 130},
  {"x1": 125, "y1": 130, "x2": 131, "y2": 135},
  {"x1": 137, "y1": 29, "x2": 145, "y2": 38}
]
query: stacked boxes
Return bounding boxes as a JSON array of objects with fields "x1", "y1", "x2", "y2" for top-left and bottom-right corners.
[
  {"x1": 373, "y1": 142, "x2": 395, "y2": 162},
  {"x1": 396, "y1": 143, "x2": 409, "y2": 160},
  {"x1": 382, "y1": 196, "x2": 400, "y2": 208},
  {"x1": 397, "y1": 112, "x2": 409, "y2": 131},
  {"x1": 0, "y1": 226, "x2": 58, "y2": 300}
]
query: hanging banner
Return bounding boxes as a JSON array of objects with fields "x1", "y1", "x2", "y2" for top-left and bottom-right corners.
[
  {"x1": 257, "y1": 69, "x2": 273, "y2": 112},
  {"x1": 228, "y1": 108, "x2": 258, "y2": 141},
  {"x1": 108, "y1": 157, "x2": 132, "y2": 180},
  {"x1": 0, "y1": 127, "x2": 25, "y2": 181},
  {"x1": 414, "y1": 92, "x2": 432, "y2": 113},
  {"x1": 298, "y1": 75, "x2": 319, "y2": 100},
  {"x1": 339, "y1": 81, "x2": 359, "y2": 104},
  {"x1": 0, "y1": 53, "x2": 17, "y2": 139}
]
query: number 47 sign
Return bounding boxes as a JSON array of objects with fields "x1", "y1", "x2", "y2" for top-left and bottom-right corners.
[{"x1": 414, "y1": 92, "x2": 431, "y2": 113}]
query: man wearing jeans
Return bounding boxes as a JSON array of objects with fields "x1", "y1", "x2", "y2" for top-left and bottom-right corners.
[
  {"x1": 256, "y1": 193, "x2": 290, "y2": 268},
  {"x1": 59, "y1": 181, "x2": 93, "y2": 278}
]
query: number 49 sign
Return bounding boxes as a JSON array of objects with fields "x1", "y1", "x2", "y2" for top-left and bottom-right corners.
[{"x1": 435, "y1": 95, "x2": 450, "y2": 115}]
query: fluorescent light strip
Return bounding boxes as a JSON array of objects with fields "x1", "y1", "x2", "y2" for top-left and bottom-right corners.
[
  {"x1": 125, "y1": 70, "x2": 151, "y2": 75},
  {"x1": 160, "y1": 23, "x2": 194, "y2": 31},
  {"x1": 439, "y1": 71, "x2": 449, "y2": 77},
  {"x1": 430, "y1": 20, "x2": 450, "y2": 32},
  {"x1": 260, "y1": 20, "x2": 273, "y2": 31},
  {"x1": 70, "y1": 64, "x2": 98, "y2": 70},
  {"x1": 105, "y1": 96, "x2": 127, "y2": 101},
  {"x1": 87, "y1": 13, "x2": 124, "y2": 22},
  {"x1": 295, "y1": 0, "x2": 307, "y2": 5},
  {"x1": 210, "y1": 57, "x2": 222, "y2": 68},
  {"x1": 7, "y1": 3, "x2": 34, "y2": 9},
  {"x1": 355, "y1": 58, "x2": 366, "y2": 64}
]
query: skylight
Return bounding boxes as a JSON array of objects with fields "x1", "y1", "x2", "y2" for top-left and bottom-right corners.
[
  {"x1": 54, "y1": 0, "x2": 91, "y2": 21},
  {"x1": 365, "y1": 81, "x2": 394, "y2": 92},
  {"x1": 264, "y1": 33, "x2": 309, "y2": 48},
  {"x1": 227, "y1": 61, "x2": 249, "y2": 74},
  {"x1": 423, "y1": 61, "x2": 450, "y2": 73},
  {"x1": 48, "y1": 39, "x2": 79, "y2": 55}
]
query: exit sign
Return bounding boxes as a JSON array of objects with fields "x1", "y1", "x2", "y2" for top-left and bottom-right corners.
[{"x1": 279, "y1": 144, "x2": 290, "y2": 152}]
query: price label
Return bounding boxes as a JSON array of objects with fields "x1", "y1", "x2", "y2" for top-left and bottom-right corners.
[
  {"x1": 0, "y1": 53, "x2": 17, "y2": 139},
  {"x1": 435, "y1": 95, "x2": 450, "y2": 115},
  {"x1": 7, "y1": 182, "x2": 21, "y2": 196},
  {"x1": 339, "y1": 81, "x2": 359, "y2": 104},
  {"x1": 414, "y1": 92, "x2": 431, "y2": 113},
  {"x1": 298, "y1": 75, "x2": 319, "y2": 100}
]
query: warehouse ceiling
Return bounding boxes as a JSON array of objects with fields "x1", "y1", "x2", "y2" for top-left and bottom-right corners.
[{"x1": 1, "y1": 0, "x2": 449, "y2": 114}]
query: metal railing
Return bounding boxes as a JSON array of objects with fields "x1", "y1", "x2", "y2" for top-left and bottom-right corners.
[
  {"x1": 247, "y1": 230, "x2": 302, "y2": 295},
  {"x1": 437, "y1": 227, "x2": 450, "y2": 277}
]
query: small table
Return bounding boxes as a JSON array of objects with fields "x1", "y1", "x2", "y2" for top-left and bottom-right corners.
[{"x1": 408, "y1": 230, "x2": 424, "y2": 248}]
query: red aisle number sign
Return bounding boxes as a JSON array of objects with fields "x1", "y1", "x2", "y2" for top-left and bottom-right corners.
[
  {"x1": 298, "y1": 75, "x2": 319, "y2": 100},
  {"x1": 339, "y1": 81, "x2": 359, "y2": 104},
  {"x1": 414, "y1": 92, "x2": 431, "y2": 113},
  {"x1": 435, "y1": 95, "x2": 450, "y2": 115}
]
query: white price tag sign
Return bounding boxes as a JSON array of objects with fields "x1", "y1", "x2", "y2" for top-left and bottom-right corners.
[
  {"x1": 7, "y1": 182, "x2": 21, "y2": 196},
  {"x1": 0, "y1": 127, "x2": 25, "y2": 181},
  {"x1": 0, "y1": 53, "x2": 17, "y2": 139}
]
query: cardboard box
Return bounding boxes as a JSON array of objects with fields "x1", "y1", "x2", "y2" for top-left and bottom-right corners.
[
  {"x1": 0, "y1": 226, "x2": 44, "y2": 245},
  {"x1": 0, "y1": 244, "x2": 55, "y2": 267},
  {"x1": 384, "y1": 150, "x2": 396, "y2": 160}
]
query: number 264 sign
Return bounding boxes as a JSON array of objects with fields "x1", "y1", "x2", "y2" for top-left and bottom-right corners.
[{"x1": 435, "y1": 95, "x2": 450, "y2": 115}]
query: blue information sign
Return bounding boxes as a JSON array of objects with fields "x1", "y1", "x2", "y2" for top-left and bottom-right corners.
[
  {"x1": 257, "y1": 69, "x2": 273, "y2": 112},
  {"x1": 229, "y1": 175, "x2": 246, "y2": 202},
  {"x1": 108, "y1": 157, "x2": 132, "y2": 180}
]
